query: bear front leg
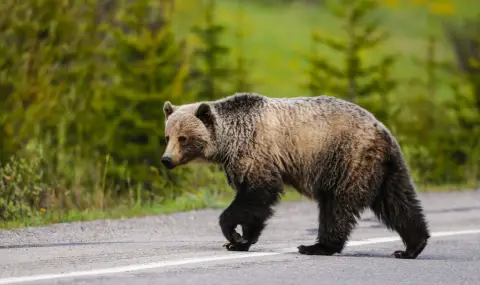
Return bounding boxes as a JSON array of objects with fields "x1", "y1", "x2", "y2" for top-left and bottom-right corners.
[
  {"x1": 219, "y1": 175, "x2": 283, "y2": 252},
  {"x1": 219, "y1": 202, "x2": 253, "y2": 252}
]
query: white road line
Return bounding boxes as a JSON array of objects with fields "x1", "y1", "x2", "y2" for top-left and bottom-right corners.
[{"x1": 1, "y1": 228, "x2": 480, "y2": 284}]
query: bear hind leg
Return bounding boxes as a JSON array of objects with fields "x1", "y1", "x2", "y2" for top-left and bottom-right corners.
[
  {"x1": 370, "y1": 170, "x2": 430, "y2": 259},
  {"x1": 298, "y1": 190, "x2": 367, "y2": 256}
]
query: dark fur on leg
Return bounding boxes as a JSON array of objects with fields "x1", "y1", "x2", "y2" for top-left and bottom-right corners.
[
  {"x1": 371, "y1": 149, "x2": 430, "y2": 259},
  {"x1": 220, "y1": 204, "x2": 272, "y2": 252},
  {"x1": 297, "y1": 136, "x2": 377, "y2": 256},
  {"x1": 219, "y1": 171, "x2": 283, "y2": 252},
  {"x1": 298, "y1": 190, "x2": 369, "y2": 256}
]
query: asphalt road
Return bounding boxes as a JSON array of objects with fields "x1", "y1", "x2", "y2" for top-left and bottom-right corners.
[{"x1": 1, "y1": 190, "x2": 480, "y2": 285}]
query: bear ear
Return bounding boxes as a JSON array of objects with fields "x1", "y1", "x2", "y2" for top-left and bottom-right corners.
[
  {"x1": 163, "y1": 101, "x2": 177, "y2": 119},
  {"x1": 195, "y1": 103, "x2": 214, "y2": 127}
]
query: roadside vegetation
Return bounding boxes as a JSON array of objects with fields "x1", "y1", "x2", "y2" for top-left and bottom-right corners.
[{"x1": 0, "y1": 0, "x2": 479, "y2": 229}]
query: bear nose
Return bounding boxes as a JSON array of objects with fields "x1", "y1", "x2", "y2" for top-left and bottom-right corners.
[{"x1": 161, "y1": 156, "x2": 175, "y2": 169}]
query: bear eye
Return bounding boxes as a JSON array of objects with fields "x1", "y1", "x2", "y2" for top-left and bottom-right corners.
[{"x1": 178, "y1": 136, "x2": 187, "y2": 143}]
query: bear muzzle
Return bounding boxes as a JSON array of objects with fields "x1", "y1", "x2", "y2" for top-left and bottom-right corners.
[{"x1": 161, "y1": 156, "x2": 176, "y2": 170}]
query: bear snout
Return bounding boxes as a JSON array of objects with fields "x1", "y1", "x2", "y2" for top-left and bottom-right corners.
[{"x1": 161, "y1": 156, "x2": 175, "y2": 170}]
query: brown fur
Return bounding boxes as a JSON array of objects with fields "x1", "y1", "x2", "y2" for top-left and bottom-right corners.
[{"x1": 162, "y1": 92, "x2": 430, "y2": 259}]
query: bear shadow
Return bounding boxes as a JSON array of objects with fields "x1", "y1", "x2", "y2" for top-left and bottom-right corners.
[
  {"x1": 336, "y1": 251, "x2": 445, "y2": 261},
  {"x1": 280, "y1": 250, "x2": 446, "y2": 261}
]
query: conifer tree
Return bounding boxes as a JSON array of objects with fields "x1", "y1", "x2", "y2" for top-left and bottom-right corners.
[
  {"x1": 189, "y1": 0, "x2": 233, "y2": 100},
  {"x1": 442, "y1": 16, "x2": 480, "y2": 184},
  {"x1": 392, "y1": 32, "x2": 457, "y2": 184},
  {"x1": 104, "y1": 0, "x2": 191, "y2": 197},
  {"x1": 305, "y1": 0, "x2": 397, "y2": 123},
  {"x1": 0, "y1": 0, "x2": 103, "y2": 162},
  {"x1": 231, "y1": 1, "x2": 254, "y2": 92}
]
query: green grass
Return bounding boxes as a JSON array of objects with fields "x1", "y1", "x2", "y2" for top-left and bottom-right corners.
[
  {"x1": 2, "y1": 183, "x2": 477, "y2": 230},
  {"x1": 0, "y1": 189, "x2": 305, "y2": 230},
  {"x1": 417, "y1": 182, "x2": 479, "y2": 192}
]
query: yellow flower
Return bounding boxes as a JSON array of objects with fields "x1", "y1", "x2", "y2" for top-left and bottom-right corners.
[
  {"x1": 411, "y1": 0, "x2": 429, "y2": 5},
  {"x1": 429, "y1": 2, "x2": 455, "y2": 15},
  {"x1": 380, "y1": 0, "x2": 399, "y2": 7}
]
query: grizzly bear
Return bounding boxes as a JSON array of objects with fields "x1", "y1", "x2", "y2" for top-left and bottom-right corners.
[{"x1": 161, "y1": 92, "x2": 430, "y2": 259}]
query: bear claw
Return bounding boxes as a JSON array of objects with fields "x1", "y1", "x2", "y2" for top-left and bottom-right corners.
[
  {"x1": 223, "y1": 242, "x2": 251, "y2": 251},
  {"x1": 392, "y1": 250, "x2": 419, "y2": 259},
  {"x1": 392, "y1": 250, "x2": 412, "y2": 259},
  {"x1": 392, "y1": 239, "x2": 428, "y2": 259}
]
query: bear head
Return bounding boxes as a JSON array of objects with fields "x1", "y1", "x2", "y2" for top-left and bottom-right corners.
[{"x1": 161, "y1": 100, "x2": 216, "y2": 170}]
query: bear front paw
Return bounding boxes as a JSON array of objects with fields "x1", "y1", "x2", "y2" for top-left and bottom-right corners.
[{"x1": 223, "y1": 242, "x2": 251, "y2": 252}]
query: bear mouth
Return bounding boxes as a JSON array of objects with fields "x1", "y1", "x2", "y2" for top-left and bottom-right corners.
[
  {"x1": 161, "y1": 157, "x2": 176, "y2": 170},
  {"x1": 164, "y1": 164, "x2": 176, "y2": 170}
]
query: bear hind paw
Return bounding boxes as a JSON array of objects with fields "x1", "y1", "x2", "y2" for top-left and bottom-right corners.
[
  {"x1": 392, "y1": 238, "x2": 428, "y2": 259},
  {"x1": 297, "y1": 243, "x2": 339, "y2": 256}
]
